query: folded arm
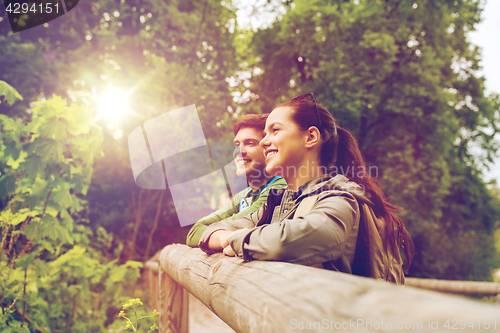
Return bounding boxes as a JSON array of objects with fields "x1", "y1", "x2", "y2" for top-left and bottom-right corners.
[{"x1": 228, "y1": 192, "x2": 360, "y2": 266}]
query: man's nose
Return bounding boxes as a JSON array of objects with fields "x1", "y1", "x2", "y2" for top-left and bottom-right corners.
[{"x1": 233, "y1": 146, "x2": 245, "y2": 158}]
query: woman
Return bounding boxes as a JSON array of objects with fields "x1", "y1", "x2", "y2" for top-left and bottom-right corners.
[{"x1": 199, "y1": 94, "x2": 413, "y2": 282}]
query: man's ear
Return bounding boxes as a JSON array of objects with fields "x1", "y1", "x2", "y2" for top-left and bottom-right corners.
[{"x1": 304, "y1": 126, "x2": 321, "y2": 148}]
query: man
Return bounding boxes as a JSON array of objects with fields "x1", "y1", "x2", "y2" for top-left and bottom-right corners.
[{"x1": 186, "y1": 114, "x2": 287, "y2": 247}]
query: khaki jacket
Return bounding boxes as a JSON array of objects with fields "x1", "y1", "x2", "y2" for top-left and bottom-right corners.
[
  {"x1": 200, "y1": 174, "x2": 406, "y2": 283},
  {"x1": 200, "y1": 174, "x2": 371, "y2": 274}
]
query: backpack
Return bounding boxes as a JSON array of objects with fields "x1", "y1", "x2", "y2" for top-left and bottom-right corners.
[{"x1": 295, "y1": 194, "x2": 405, "y2": 285}]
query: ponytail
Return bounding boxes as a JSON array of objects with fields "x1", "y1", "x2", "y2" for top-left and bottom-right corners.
[
  {"x1": 281, "y1": 99, "x2": 414, "y2": 273},
  {"x1": 333, "y1": 128, "x2": 414, "y2": 272}
]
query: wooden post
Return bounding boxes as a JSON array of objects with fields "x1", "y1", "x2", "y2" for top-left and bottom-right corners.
[
  {"x1": 159, "y1": 244, "x2": 500, "y2": 333},
  {"x1": 159, "y1": 264, "x2": 189, "y2": 333},
  {"x1": 144, "y1": 260, "x2": 160, "y2": 310}
]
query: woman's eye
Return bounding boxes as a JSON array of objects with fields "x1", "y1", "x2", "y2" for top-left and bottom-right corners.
[{"x1": 273, "y1": 128, "x2": 279, "y2": 133}]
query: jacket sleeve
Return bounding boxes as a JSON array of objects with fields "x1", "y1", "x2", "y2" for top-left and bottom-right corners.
[
  {"x1": 228, "y1": 192, "x2": 360, "y2": 266},
  {"x1": 185, "y1": 192, "x2": 242, "y2": 247},
  {"x1": 187, "y1": 178, "x2": 287, "y2": 247},
  {"x1": 198, "y1": 205, "x2": 266, "y2": 252}
]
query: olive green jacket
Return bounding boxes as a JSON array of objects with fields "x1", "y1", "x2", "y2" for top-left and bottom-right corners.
[{"x1": 186, "y1": 176, "x2": 287, "y2": 247}]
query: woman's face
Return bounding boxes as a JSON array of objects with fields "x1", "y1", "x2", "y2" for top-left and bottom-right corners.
[{"x1": 260, "y1": 106, "x2": 309, "y2": 177}]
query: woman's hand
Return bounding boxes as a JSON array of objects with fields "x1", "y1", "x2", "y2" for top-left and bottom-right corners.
[
  {"x1": 220, "y1": 228, "x2": 249, "y2": 257},
  {"x1": 207, "y1": 230, "x2": 233, "y2": 250},
  {"x1": 223, "y1": 244, "x2": 236, "y2": 256}
]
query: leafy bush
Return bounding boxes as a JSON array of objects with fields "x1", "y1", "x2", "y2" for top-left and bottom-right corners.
[{"x1": 0, "y1": 81, "x2": 145, "y2": 332}]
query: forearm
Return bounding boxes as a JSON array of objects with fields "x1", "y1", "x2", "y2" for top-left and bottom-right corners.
[
  {"x1": 199, "y1": 207, "x2": 264, "y2": 252},
  {"x1": 186, "y1": 223, "x2": 208, "y2": 247},
  {"x1": 185, "y1": 194, "x2": 241, "y2": 247},
  {"x1": 229, "y1": 194, "x2": 360, "y2": 265}
]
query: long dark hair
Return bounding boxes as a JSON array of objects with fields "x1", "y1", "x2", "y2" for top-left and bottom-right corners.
[{"x1": 279, "y1": 100, "x2": 414, "y2": 272}]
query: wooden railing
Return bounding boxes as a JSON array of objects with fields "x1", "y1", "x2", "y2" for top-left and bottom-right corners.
[
  {"x1": 405, "y1": 278, "x2": 500, "y2": 299},
  {"x1": 148, "y1": 244, "x2": 500, "y2": 333}
]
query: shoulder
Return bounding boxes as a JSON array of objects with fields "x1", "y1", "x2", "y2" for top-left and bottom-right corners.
[
  {"x1": 234, "y1": 187, "x2": 251, "y2": 199},
  {"x1": 265, "y1": 177, "x2": 288, "y2": 194},
  {"x1": 271, "y1": 177, "x2": 288, "y2": 187},
  {"x1": 258, "y1": 177, "x2": 288, "y2": 198},
  {"x1": 299, "y1": 176, "x2": 364, "y2": 216},
  {"x1": 314, "y1": 190, "x2": 361, "y2": 215},
  {"x1": 306, "y1": 175, "x2": 368, "y2": 204},
  {"x1": 259, "y1": 176, "x2": 287, "y2": 190}
]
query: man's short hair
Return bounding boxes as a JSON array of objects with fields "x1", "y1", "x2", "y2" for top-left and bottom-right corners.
[{"x1": 233, "y1": 113, "x2": 269, "y2": 136}]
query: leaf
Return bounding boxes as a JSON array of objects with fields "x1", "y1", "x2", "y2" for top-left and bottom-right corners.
[
  {"x1": 6, "y1": 150, "x2": 28, "y2": 169},
  {"x1": 30, "y1": 177, "x2": 49, "y2": 197},
  {"x1": 0, "y1": 80, "x2": 23, "y2": 105},
  {"x1": 3, "y1": 208, "x2": 38, "y2": 226},
  {"x1": 51, "y1": 184, "x2": 73, "y2": 210},
  {"x1": 3, "y1": 144, "x2": 21, "y2": 162},
  {"x1": 0, "y1": 175, "x2": 17, "y2": 198},
  {"x1": 43, "y1": 206, "x2": 58, "y2": 217},
  {"x1": 39, "y1": 240, "x2": 56, "y2": 254},
  {"x1": 33, "y1": 139, "x2": 61, "y2": 164},
  {"x1": 60, "y1": 226, "x2": 75, "y2": 245},
  {"x1": 1, "y1": 325, "x2": 30, "y2": 333},
  {"x1": 67, "y1": 104, "x2": 91, "y2": 136},
  {"x1": 40, "y1": 117, "x2": 68, "y2": 142},
  {"x1": 108, "y1": 266, "x2": 128, "y2": 283},
  {"x1": 124, "y1": 260, "x2": 144, "y2": 269},
  {"x1": 50, "y1": 246, "x2": 86, "y2": 268},
  {"x1": 23, "y1": 155, "x2": 43, "y2": 179}
]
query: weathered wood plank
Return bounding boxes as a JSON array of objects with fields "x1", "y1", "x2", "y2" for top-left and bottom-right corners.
[
  {"x1": 146, "y1": 260, "x2": 235, "y2": 332},
  {"x1": 406, "y1": 277, "x2": 500, "y2": 295},
  {"x1": 159, "y1": 267, "x2": 189, "y2": 333},
  {"x1": 159, "y1": 244, "x2": 500, "y2": 333},
  {"x1": 144, "y1": 261, "x2": 160, "y2": 311}
]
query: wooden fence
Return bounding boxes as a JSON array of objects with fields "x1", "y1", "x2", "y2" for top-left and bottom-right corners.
[{"x1": 147, "y1": 244, "x2": 500, "y2": 333}]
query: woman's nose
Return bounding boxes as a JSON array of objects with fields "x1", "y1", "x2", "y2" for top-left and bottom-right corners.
[{"x1": 260, "y1": 134, "x2": 270, "y2": 148}]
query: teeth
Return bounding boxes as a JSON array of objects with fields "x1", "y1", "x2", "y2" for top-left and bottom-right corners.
[{"x1": 267, "y1": 151, "x2": 277, "y2": 158}]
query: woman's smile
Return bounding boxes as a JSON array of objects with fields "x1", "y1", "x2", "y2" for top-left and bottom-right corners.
[
  {"x1": 260, "y1": 106, "x2": 309, "y2": 180},
  {"x1": 265, "y1": 149, "x2": 278, "y2": 162}
]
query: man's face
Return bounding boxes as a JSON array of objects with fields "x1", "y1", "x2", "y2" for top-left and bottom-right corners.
[{"x1": 233, "y1": 127, "x2": 267, "y2": 180}]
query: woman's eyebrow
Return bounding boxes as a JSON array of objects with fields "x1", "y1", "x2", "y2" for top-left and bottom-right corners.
[{"x1": 265, "y1": 122, "x2": 282, "y2": 130}]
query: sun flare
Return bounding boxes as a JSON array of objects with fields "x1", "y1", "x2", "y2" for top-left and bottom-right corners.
[{"x1": 96, "y1": 87, "x2": 131, "y2": 122}]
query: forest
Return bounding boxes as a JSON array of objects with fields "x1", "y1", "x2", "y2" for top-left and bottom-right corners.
[{"x1": 1, "y1": 0, "x2": 500, "y2": 331}]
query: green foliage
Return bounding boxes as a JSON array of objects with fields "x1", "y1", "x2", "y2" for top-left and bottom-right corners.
[
  {"x1": 243, "y1": 0, "x2": 500, "y2": 279},
  {"x1": 117, "y1": 298, "x2": 158, "y2": 332},
  {"x1": 0, "y1": 0, "x2": 243, "y2": 262},
  {"x1": 0, "y1": 0, "x2": 239, "y2": 138},
  {"x1": 0, "y1": 81, "x2": 23, "y2": 106},
  {"x1": 0, "y1": 82, "x2": 144, "y2": 331},
  {"x1": 1, "y1": 1, "x2": 498, "y2": 324}
]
